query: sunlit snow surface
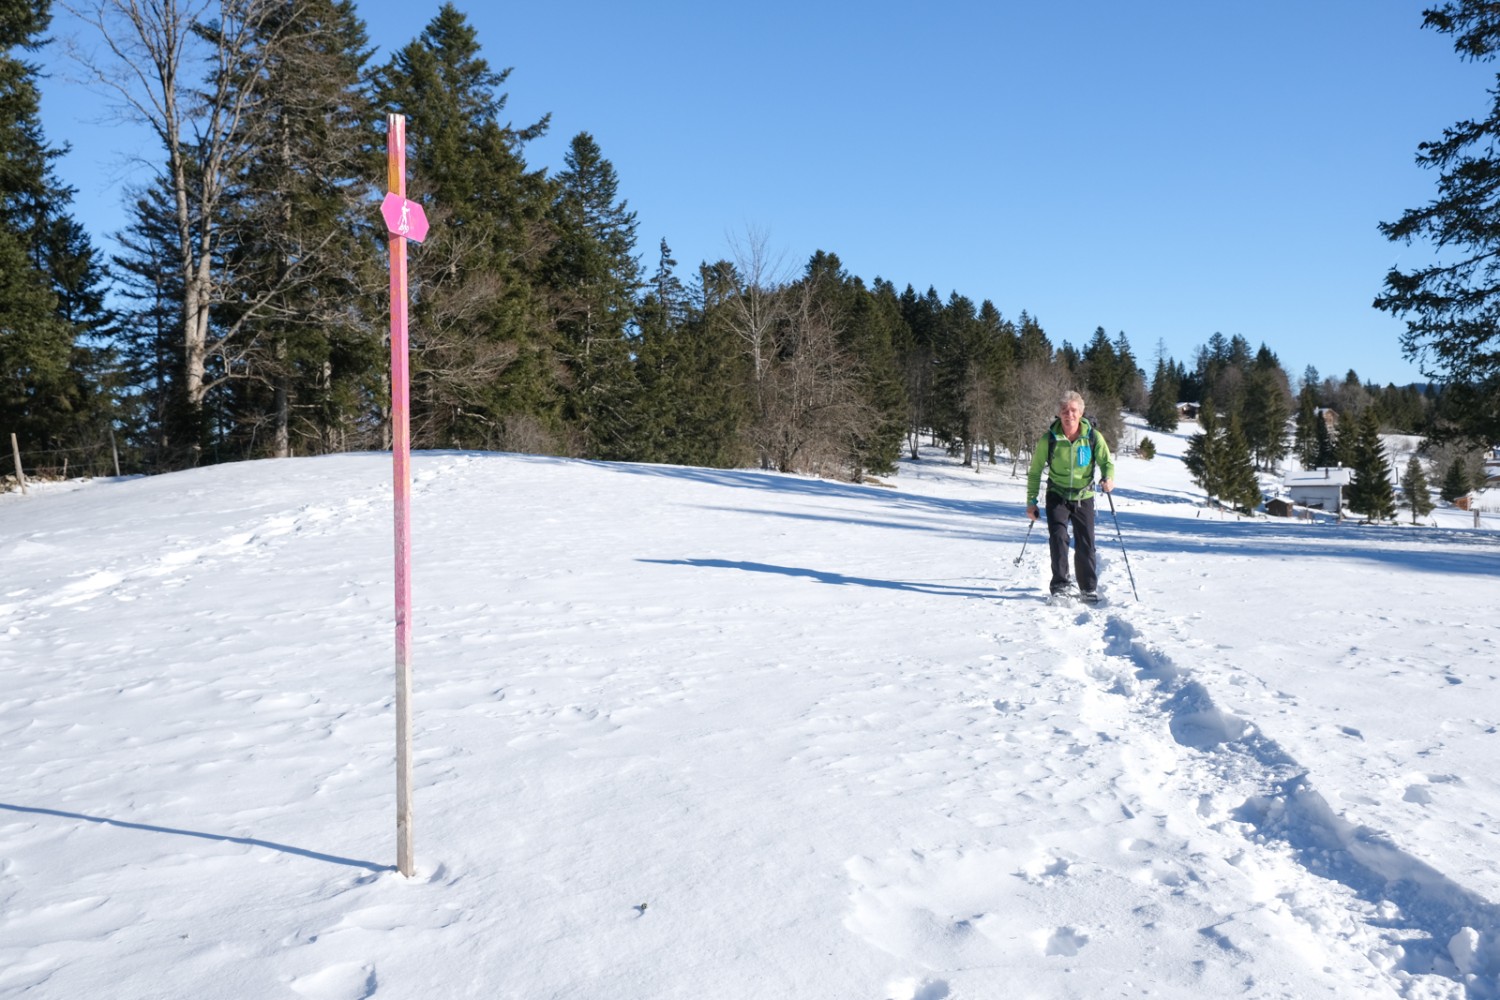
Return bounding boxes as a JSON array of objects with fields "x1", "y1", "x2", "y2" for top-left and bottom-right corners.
[{"x1": 2, "y1": 415, "x2": 1498, "y2": 999}]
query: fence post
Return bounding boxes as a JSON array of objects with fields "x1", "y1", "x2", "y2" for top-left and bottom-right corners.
[{"x1": 10, "y1": 433, "x2": 26, "y2": 495}]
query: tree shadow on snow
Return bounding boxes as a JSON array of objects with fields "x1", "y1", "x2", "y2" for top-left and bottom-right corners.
[
  {"x1": 638, "y1": 558, "x2": 997, "y2": 599},
  {"x1": 0, "y1": 802, "x2": 394, "y2": 872},
  {"x1": 612, "y1": 462, "x2": 1013, "y2": 521},
  {"x1": 1106, "y1": 506, "x2": 1500, "y2": 578}
]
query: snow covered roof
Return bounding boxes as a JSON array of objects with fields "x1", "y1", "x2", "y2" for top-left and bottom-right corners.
[{"x1": 1284, "y1": 467, "x2": 1353, "y2": 487}]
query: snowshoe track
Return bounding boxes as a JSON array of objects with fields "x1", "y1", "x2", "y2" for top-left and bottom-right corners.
[{"x1": 1055, "y1": 607, "x2": 1500, "y2": 998}]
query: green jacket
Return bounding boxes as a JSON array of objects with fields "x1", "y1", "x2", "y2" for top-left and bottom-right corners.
[{"x1": 1027, "y1": 417, "x2": 1115, "y2": 506}]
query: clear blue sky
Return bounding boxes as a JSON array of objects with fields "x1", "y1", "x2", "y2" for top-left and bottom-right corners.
[{"x1": 37, "y1": 0, "x2": 1493, "y2": 386}]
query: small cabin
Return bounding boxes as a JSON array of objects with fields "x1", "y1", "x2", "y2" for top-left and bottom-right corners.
[
  {"x1": 1265, "y1": 498, "x2": 1296, "y2": 518},
  {"x1": 1177, "y1": 403, "x2": 1200, "y2": 420}
]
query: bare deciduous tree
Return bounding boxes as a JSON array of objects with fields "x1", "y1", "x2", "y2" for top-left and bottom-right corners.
[
  {"x1": 999, "y1": 360, "x2": 1070, "y2": 476},
  {"x1": 64, "y1": 0, "x2": 327, "y2": 459}
]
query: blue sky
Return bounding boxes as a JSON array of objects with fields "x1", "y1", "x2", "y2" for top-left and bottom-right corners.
[{"x1": 36, "y1": 0, "x2": 1493, "y2": 386}]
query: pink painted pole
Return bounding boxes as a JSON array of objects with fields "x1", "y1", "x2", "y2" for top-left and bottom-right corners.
[{"x1": 387, "y1": 113, "x2": 415, "y2": 878}]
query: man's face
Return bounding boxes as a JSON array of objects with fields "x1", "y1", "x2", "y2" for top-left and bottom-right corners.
[{"x1": 1059, "y1": 400, "x2": 1083, "y2": 432}]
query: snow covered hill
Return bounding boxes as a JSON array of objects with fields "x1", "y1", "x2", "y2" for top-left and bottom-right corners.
[{"x1": 2, "y1": 416, "x2": 1499, "y2": 999}]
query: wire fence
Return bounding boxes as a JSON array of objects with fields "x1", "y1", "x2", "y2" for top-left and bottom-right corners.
[{"x1": 4, "y1": 431, "x2": 123, "y2": 493}]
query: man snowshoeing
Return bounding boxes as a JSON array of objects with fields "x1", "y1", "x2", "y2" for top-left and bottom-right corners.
[{"x1": 1026, "y1": 391, "x2": 1115, "y2": 604}]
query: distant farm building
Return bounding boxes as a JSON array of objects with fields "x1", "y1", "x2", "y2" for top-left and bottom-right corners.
[
  {"x1": 1177, "y1": 403, "x2": 1200, "y2": 420},
  {"x1": 1285, "y1": 467, "x2": 1353, "y2": 514}
]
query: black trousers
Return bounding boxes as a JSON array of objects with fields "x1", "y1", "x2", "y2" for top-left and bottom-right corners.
[{"x1": 1044, "y1": 492, "x2": 1096, "y2": 592}]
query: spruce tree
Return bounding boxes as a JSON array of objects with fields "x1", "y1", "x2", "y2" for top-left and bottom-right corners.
[
  {"x1": 376, "y1": 3, "x2": 559, "y2": 449},
  {"x1": 1441, "y1": 457, "x2": 1471, "y2": 503},
  {"x1": 1401, "y1": 455, "x2": 1435, "y2": 524},
  {"x1": 1183, "y1": 396, "x2": 1223, "y2": 500},
  {"x1": 1313, "y1": 413, "x2": 1338, "y2": 468},
  {"x1": 1333, "y1": 415, "x2": 1358, "y2": 470},
  {"x1": 842, "y1": 277, "x2": 910, "y2": 477},
  {"x1": 1219, "y1": 412, "x2": 1263, "y2": 513},
  {"x1": 0, "y1": 0, "x2": 115, "y2": 467},
  {"x1": 112, "y1": 178, "x2": 187, "y2": 468},
  {"x1": 631, "y1": 240, "x2": 747, "y2": 467},
  {"x1": 216, "y1": 0, "x2": 381, "y2": 460},
  {"x1": 1241, "y1": 347, "x2": 1290, "y2": 471},
  {"x1": 545, "y1": 131, "x2": 642, "y2": 459},
  {"x1": 1146, "y1": 356, "x2": 1179, "y2": 432},
  {"x1": 1294, "y1": 384, "x2": 1318, "y2": 468},
  {"x1": 1347, "y1": 409, "x2": 1396, "y2": 520},
  {"x1": 1375, "y1": 2, "x2": 1500, "y2": 443}
]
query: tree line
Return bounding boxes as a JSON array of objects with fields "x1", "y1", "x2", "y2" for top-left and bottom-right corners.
[{"x1": 4, "y1": 0, "x2": 1496, "y2": 489}]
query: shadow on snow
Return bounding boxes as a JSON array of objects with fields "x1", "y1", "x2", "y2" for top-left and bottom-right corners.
[
  {"x1": 637, "y1": 558, "x2": 997, "y2": 600},
  {"x1": 0, "y1": 802, "x2": 393, "y2": 873}
]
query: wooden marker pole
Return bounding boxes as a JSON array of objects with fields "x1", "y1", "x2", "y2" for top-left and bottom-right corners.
[
  {"x1": 379, "y1": 115, "x2": 430, "y2": 879},
  {"x1": 10, "y1": 433, "x2": 26, "y2": 495},
  {"x1": 387, "y1": 114, "x2": 415, "y2": 878}
]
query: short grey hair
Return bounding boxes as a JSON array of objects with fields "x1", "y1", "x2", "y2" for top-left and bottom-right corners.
[{"x1": 1060, "y1": 390, "x2": 1085, "y2": 411}]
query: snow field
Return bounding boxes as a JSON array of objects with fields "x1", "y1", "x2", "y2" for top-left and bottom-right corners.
[{"x1": 1, "y1": 416, "x2": 1498, "y2": 998}]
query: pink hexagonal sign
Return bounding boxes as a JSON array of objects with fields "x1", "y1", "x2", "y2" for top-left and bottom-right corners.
[{"x1": 380, "y1": 192, "x2": 429, "y2": 243}]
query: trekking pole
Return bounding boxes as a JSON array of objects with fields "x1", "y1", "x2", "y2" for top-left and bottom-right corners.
[
  {"x1": 1013, "y1": 518, "x2": 1036, "y2": 566},
  {"x1": 1105, "y1": 491, "x2": 1139, "y2": 600}
]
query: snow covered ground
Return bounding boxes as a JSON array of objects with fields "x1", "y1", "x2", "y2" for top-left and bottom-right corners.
[{"x1": 2, "y1": 415, "x2": 1498, "y2": 999}]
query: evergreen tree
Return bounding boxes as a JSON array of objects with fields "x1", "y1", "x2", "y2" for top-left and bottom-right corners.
[
  {"x1": 1440, "y1": 457, "x2": 1471, "y2": 503},
  {"x1": 216, "y1": 0, "x2": 381, "y2": 459},
  {"x1": 1219, "y1": 412, "x2": 1263, "y2": 513},
  {"x1": 1015, "y1": 310, "x2": 1052, "y2": 366},
  {"x1": 1145, "y1": 354, "x2": 1179, "y2": 432},
  {"x1": 630, "y1": 242, "x2": 747, "y2": 467},
  {"x1": 1242, "y1": 363, "x2": 1290, "y2": 471},
  {"x1": 1401, "y1": 455, "x2": 1435, "y2": 524},
  {"x1": 1183, "y1": 396, "x2": 1223, "y2": 500},
  {"x1": 895, "y1": 284, "x2": 940, "y2": 458},
  {"x1": 1375, "y1": 2, "x2": 1500, "y2": 444},
  {"x1": 1080, "y1": 326, "x2": 1123, "y2": 444},
  {"x1": 1313, "y1": 413, "x2": 1338, "y2": 467},
  {"x1": 545, "y1": 131, "x2": 641, "y2": 459},
  {"x1": 1113, "y1": 331, "x2": 1146, "y2": 411},
  {"x1": 1333, "y1": 414, "x2": 1358, "y2": 469},
  {"x1": 1347, "y1": 408, "x2": 1396, "y2": 520},
  {"x1": 0, "y1": 0, "x2": 116, "y2": 469},
  {"x1": 1082, "y1": 327, "x2": 1119, "y2": 400},
  {"x1": 841, "y1": 277, "x2": 909, "y2": 476},
  {"x1": 112, "y1": 178, "x2": 186, "y2": 469},
  {"x1": 1294, "y1": 384, "x2": 1319, "y2": 468},
  {"x1": 376, "y1": 3, "x2": 559, "y2": 450}
]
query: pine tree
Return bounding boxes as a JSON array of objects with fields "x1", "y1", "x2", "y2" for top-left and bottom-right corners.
[
  {"x1": 630, "y1": 240, "x2": 747, "y2": 467},
  {"x1": 376, "y1": 3, "x2": 559, "y2": 450},
  {"x1": 1401, "y1": 455, "x2": 1435, "y2": 524},
  {"x1": 1333, "y1": 415, "x2": 1358, "y2": 470},
  {"x1": 1183, "y1": 396, "x2": 1223, "y2": 500},
  {"x1": 0, "y1": 0, "x2": 116, "y2": 468},
  {"x1": 1294, "y1": 384, "x2": 1318, "y2": 468},
  {"x1": 841, "y1": 277, "x2": 909, "y2": 477},
  {"x1": 1237, "y1": 346, "x2": 1291, "y2": 471},
  {"x1": 1113, "y1": 331, "x2": 1146, "y2": 411},
  {"x1": 1347, "y1": 409, "x2": 1396, "y2": 520},
  {"x1": 1440, "y1": 457, "x2": 1471, "y2": 503},
  {"x1": 545, "y1": 131, "x2": 642, "y2": 459},
  {"x1": 1219, "y1": 412, "x2": 1263, "y2": 513},
  {"x1": 112, "y1": 178, "x2": 187, "y2": 468},
  {"x1": 1145, "y1": 355, "x2": 1179, "y2": 432},
  {"x1": 1313, "y1": 413, "x2": 1338, "y2": 468},
  {"x1": 1375, "y1": 2, "x2": 1500, "y2": 443},
  {"x1": 216, "y1": 0, "x2": 382, "y2": 460}
]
